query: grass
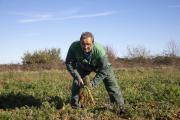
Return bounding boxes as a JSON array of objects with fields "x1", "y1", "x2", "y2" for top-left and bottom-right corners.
[{"x1": 0, "y1": 68, "x2": 179, "y2": 120}]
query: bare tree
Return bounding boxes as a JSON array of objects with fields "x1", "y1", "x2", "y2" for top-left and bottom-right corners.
[
  {"x1": 127, "y1": 45, "x2": 151, "y2": 58},
  {"x1": 105, "y1": 46, "x2": 117, "y2": 63},
  {"x1": 164, "y1": 40, "x2": 180, "y2": 57}
]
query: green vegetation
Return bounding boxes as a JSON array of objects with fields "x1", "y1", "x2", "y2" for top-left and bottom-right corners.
[
  {"x1": 22, "y1": 48, "x2": 61, "y2": 65},
  {"x1": 0, "y1": 68, "x2": 179, "y2": 120}
]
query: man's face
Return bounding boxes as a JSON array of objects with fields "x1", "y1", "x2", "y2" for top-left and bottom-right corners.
[{"x1": 80, "y1": 37, "x2": 93, "y2": 53}]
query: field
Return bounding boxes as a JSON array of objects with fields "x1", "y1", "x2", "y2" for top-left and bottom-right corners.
[{"x1": 0, "y1": 68, "x2": 179, "y2": 120}]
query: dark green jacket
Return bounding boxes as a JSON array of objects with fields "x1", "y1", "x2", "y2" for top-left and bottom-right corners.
[{"x1": 65, "y1": 41, "x2": 111, "y2": 86}]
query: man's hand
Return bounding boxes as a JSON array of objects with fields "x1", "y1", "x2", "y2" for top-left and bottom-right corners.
[
  {"x1": 74, "y1": 69, "x2": 84, "y2": 87},
  {"x1": 77, "y1": 78, "x2": 84, "y2": 87}
]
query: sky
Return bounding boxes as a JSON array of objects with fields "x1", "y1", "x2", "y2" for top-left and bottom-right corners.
[{"x1": 0, "y1": 0, "x2": 180, "y2": 64}]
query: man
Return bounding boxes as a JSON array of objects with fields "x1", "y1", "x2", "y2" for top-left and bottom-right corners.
[{"x1": 65, "y1": 32, "x2": 124, "y2": 113}]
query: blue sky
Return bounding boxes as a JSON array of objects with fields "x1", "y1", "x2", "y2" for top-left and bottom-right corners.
[{"x1": 0, "y1": 0, "x2": 180, "y2": 64}]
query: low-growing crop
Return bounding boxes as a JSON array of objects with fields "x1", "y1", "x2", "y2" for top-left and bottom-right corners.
[{"x1": 0, "y1": 68, "x2": 179, "y2": 119}]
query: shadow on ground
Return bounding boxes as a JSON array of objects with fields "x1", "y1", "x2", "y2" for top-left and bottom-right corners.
[
  {"x1": 0, "y1": 92, "x2": 42, "y2": 109},
  {"x1": 0, "y1": 92, "x2": 63, "y2": 109}
]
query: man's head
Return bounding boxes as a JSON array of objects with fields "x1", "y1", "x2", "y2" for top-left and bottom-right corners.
[{"x1": 80, "y1": 32, "x2": 94, "y2": 53}]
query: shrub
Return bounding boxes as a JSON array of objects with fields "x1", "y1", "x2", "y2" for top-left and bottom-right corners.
[{"x1": 22, "y1": 48, "x2": 62, "y2": 65}]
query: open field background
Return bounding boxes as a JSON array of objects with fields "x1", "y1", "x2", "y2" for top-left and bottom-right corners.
[{"x1": 0, "y1": 68, "x2": 179, "y2": 120}]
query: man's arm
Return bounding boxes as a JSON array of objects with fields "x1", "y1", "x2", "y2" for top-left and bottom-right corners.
[
  {"x1": 91, "y1": 56, "x2": 111, "y2": 87},
  {"x1": 65, "y1": 46, "x2": 79, "y2": 80}
]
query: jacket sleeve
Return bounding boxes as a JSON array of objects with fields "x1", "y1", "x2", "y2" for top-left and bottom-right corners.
[
  {"x1": 91, "y1": 56, "x2": 111, "y2": 87},
  {"x1": 65, "y1": 46, "x2": 79, "y2": 79}
]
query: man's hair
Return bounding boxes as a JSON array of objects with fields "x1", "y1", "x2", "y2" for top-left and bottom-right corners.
[{"x1": 80, "y1": 32, "x2": 94, "y2": 42}]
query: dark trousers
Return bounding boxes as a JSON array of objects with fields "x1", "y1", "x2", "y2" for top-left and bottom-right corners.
[{"x1": 70, "y1": 68, "x2": 124, "y2": 107}]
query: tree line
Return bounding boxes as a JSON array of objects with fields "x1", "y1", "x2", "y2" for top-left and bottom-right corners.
[{"x1": 0, "y1": 40, "x2": 179, "y2": 71}]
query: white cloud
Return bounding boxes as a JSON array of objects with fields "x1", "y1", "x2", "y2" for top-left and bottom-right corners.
[
  {"x1": 19, "y1": 14, "x2": 52, "y2": 23},
  {"x1": 55, "y1": 11, "x2": 117, "y2": 20},
  {"x1": 18, "y1": 11, "x2": 118, "y2": 23}
]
